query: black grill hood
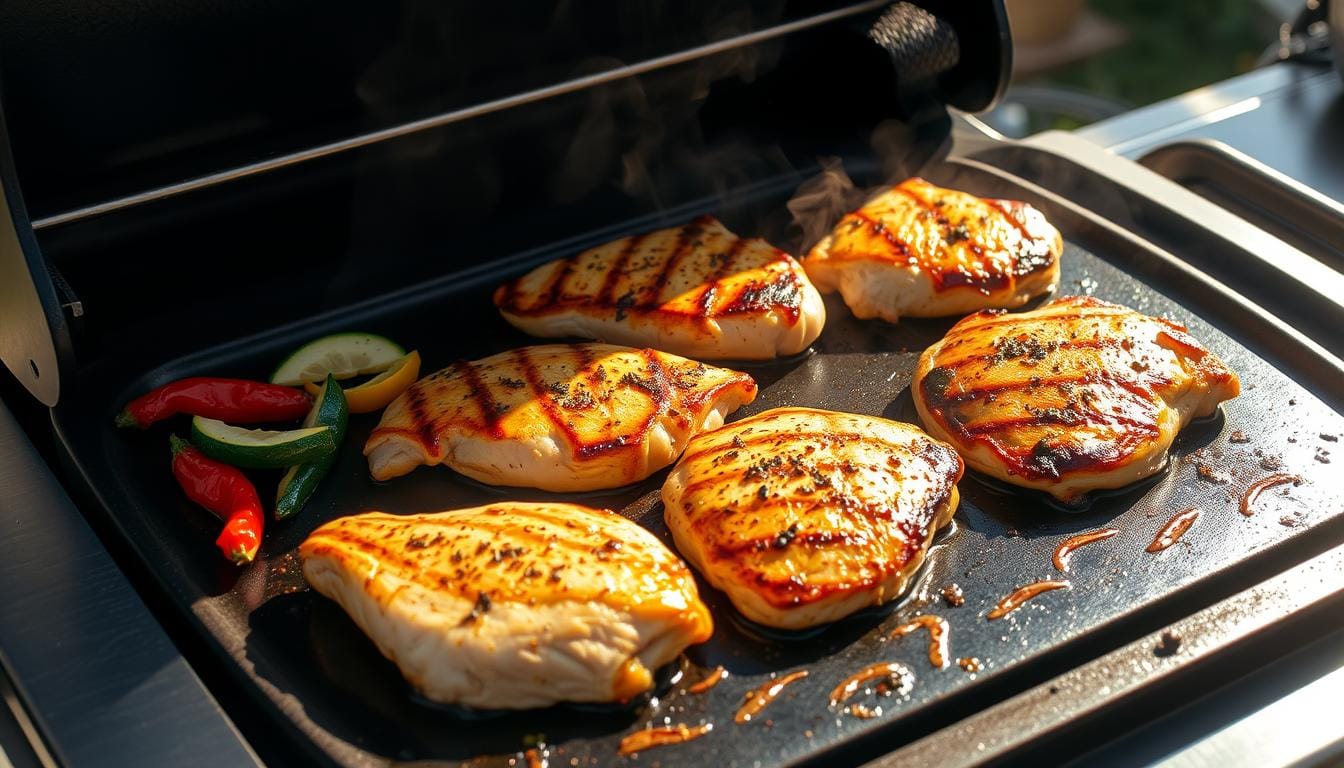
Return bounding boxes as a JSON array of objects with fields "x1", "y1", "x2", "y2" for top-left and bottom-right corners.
[{"x1": 0, "y1": 0, "x2": 1009, "y2": 405}]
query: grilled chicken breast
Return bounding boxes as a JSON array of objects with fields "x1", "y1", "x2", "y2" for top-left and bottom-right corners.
[
  {"x1": 494, "y1": 216, "x2": 826, "y2": 360},
  {"x1": 662, "y1": 407, "x2": 963, "y2": 629},
  {"x1": 301, "y1": 503, "x2": 713, "y2": 709},
  {"x1": 913, "y1": 296, "x2": 1241, "y2": 503},
  {"x1": 364, "y1": 343, "x2": 757, "y2": 491},
  {"x1": 804, "y1": 178, "x2": 1061, "y2": 323}
]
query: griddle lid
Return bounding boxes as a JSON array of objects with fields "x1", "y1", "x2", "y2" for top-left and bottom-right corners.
[{"x1": 0, "y1": 88, "x2": 70, "y2": 406}]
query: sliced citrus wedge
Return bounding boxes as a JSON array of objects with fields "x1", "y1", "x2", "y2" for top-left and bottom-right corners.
[{"x1": 306, "y1": 350, "x2": 421, "y2": 414}]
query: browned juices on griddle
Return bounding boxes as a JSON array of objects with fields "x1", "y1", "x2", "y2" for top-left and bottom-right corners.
[
  {"x1": 829, "y1": 663, "x2": 915, "y2": 709},
  {"x1": 987, "y1": 580, "x2": 1071, "y2": 620},
  {"x1": 888, "y1": 614, "x2": 950, "y2": 669},
  {"x1": 1147, "y1": 508, "x2": 1201, "y2": 552},
  {"x1": 618, "y1": 723, "x2": 713, "y2": 755},
  {"x1": 1053, "y1": 528, "x2": 1120, "y2": 572},
  {"x1": 1240, "y1": 474, "x2": 1301, "y2": 516},
  {"x1": 734, "y1": 670, "x2": 809, "y2": 723},
  {"x1": 686, "y1": 667, "x2": 727, "y2": 695}
]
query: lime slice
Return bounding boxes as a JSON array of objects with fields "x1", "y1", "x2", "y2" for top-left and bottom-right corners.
[
  {"x1": 270, "y1": 333, "x2": 406, "y2": 386},
  {"x1": 190, "y1": 416, "x2": 335, "y2": 469}
]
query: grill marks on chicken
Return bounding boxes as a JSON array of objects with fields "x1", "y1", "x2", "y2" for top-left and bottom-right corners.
[
  {"x1": 804, "y1": 178, "x2": 1061, "y2": 322},
  {"x1": 300, "y1": 503, "x2": 713, "y2": 709},
  {"x1": 913, "y1": 297, "x2": 1240, "y2": 503},
  {"x1": 494, "y1": 216, "x2": 825, "y2": 359},
  {"x1": 662, "y1": 408, "x2": 963, "y2": 629},
  {"x1": 364, "y1": 344, "x2": 757, "y2": 491}
]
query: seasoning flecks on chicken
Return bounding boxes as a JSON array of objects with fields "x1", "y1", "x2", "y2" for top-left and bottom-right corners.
[
  {"x1": 913, "y1": 296, "x2": 1241, "y2": 503},
  {"x1": 662, "y1": 407, "x2": 963, "y2": 629},
  {"x1": 494, "y1": 216, "x2": 826, "y2": 360},
  {"x1": 364, "y1": 344, "x2": 757, "y2": 491},
  {"x1": 804, "y1": 178, "x2": 1061, "y2": 322},
  {"x1": 300, "y1": 503, "x2": 713, "y2": 709}
]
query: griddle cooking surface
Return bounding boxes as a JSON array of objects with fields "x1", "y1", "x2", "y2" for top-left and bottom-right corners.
[{"x1": 56, "y1": 162, "x2": 1344, "y2": 767}]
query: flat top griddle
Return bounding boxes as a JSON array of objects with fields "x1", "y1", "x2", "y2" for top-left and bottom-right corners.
[{"x1": 52, "y1": 156, "x2": 1344, "y2": 768}]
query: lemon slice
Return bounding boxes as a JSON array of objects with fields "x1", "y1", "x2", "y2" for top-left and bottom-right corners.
[{"x1": 305, "y1": 350, "x2": 421, "y2": 414}]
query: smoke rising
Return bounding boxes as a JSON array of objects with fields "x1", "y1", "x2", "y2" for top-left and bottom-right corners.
[{"x1": 786, "y1": 157, "x2": 862, "y2": 255}]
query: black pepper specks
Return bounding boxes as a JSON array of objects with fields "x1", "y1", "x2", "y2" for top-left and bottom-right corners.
[{"x1": 772, "y1": 524, "x2": 800, "y2": 549}]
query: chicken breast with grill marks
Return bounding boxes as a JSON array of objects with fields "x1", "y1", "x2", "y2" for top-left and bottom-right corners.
[
  {"x1": 913, "y1": 296, "x2": 1241, "y2": 504},
  {"x1": 804, "y1": 178, "x2": 1061, "y2": 323},
  {"x1": 364, "y1": 343, "x2": 757, "y2": 491},
  {"x1": 662, "y1": 407, "x2": 963, "y2": 629},
  {"x1": 494, "y1": 215, "x2": 825, "y2": 360},
  {"x1": 300, "y1": 503, "x2": 713, "y2": 709}
]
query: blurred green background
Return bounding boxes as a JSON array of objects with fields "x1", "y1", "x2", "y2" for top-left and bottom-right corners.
[{"x1": 996, "y1": 0, "x2": 1282, "y2": 134}]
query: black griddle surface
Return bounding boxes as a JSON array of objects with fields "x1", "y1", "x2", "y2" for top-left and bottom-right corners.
[{"x1": 55, "y1": 161, "x2": 1344, "y2": 768}]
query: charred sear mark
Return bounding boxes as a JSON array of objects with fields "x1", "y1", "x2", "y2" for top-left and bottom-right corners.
[
  {"x1": 723, "y1": 274, "x2": 802, "y2": 317},
  {"x1": 595, "y1": 234, "x2": 648, "y2": 305},
  {"x1": 920, "y1": 367, "x2": 957, "y2": 405},
  {"x1": 613, "y1": 291, "x2": 637, "y2": 321},
  {"x1": 1026, "y1": 438, "x2": 1071, "y2": 479},
  {"x1": 620, "y1": 371, "x2": 662, "y2": 397},
  {"x1": 1024, "y1": 437, "x2": 1116, "y2": 479}
]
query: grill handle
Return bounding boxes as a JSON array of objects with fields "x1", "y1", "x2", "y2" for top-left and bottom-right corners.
[{"x1": 868, "y1": 0, "x2": 1011, "y2": 116}]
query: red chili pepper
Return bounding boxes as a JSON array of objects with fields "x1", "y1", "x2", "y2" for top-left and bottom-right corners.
[
  {"x1": 117, "y1": 377, "x2": 311, "y2": 429},
  {"x1": 169, "y1": 435, "x2": 265, "y2": 565}
]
